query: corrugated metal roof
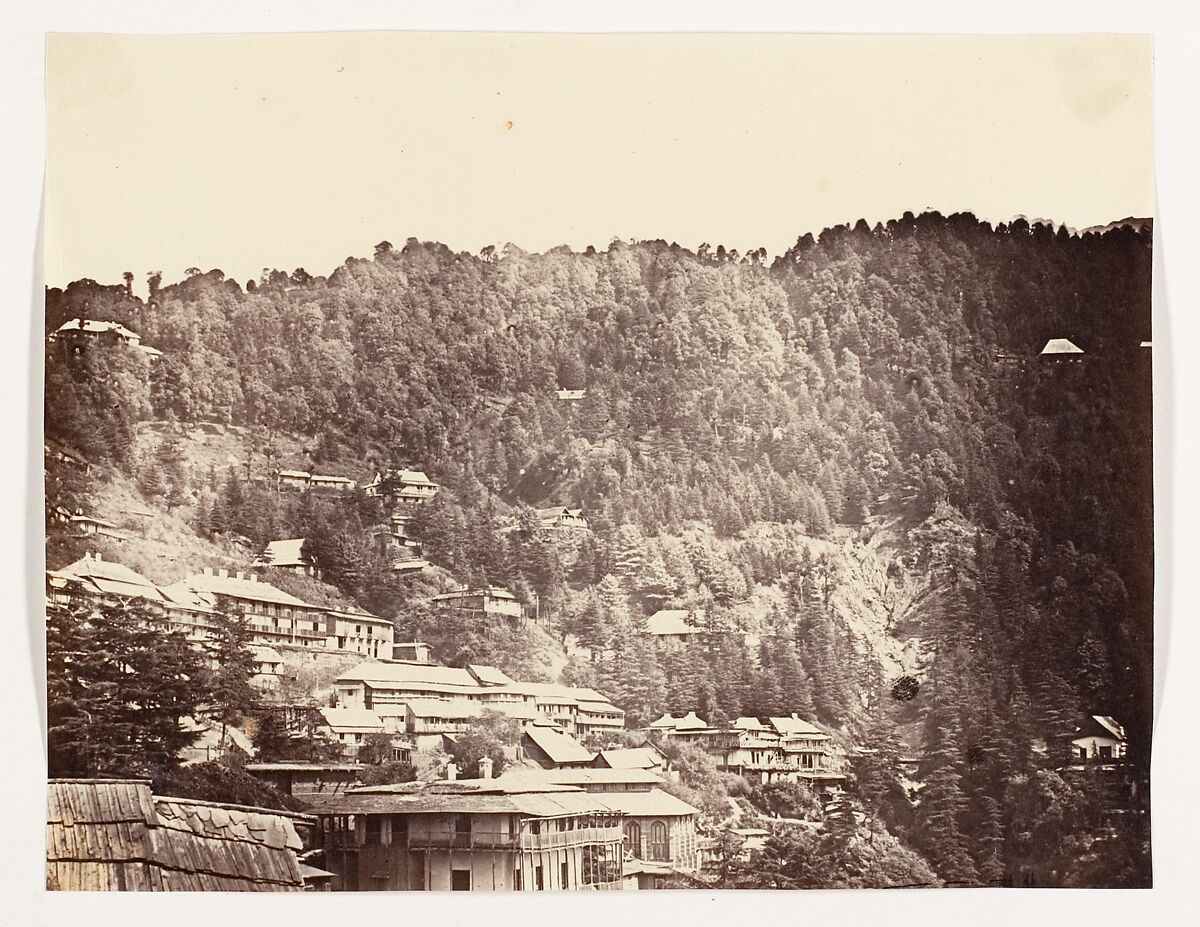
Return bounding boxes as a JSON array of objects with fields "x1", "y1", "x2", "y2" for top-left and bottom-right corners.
[
  {"x1": 510, "y1": 768, "x2": 662, "y2": 787},
  {"x1": 54, "y1": 319, "x2": 142, "y2": 341},
  {"x1": 1041, "y1": 337, "x2": 1084, "y2": 355},
  {"x1": 314, "y1": 780, "x2": 617, "y2": 819},
  {"x1": 336, "y1": 660, "x2": 479, "y2": 690},
  {"x1": 646, "y1": 610, "x2": 703, "y2": 636},
  {"x1": 404, "y1": 699, "x2": 481, "y2": 720},
  {"x1": 596, "y1": 748, "x2": 661, "y2": 770},
  {"x1": 468, "y1": 663, "x2": 515, "y2": 686},
  {"x1": 182, "y1": 572, "x2": 316, "y2": 608}
]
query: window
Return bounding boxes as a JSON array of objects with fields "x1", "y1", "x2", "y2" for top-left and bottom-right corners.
[
  {"x1": 454, "y1": 814, "x2": 471, "y2": 845},
  {"x1": 364, "y1": 816, "x2": 382, "y2": 846},
  {"x1": 649, "y1": 821, "x2": 669, "y2": 861},
  {"x1": 624, "y1": 821, "x2": 642, "y2": 855},
  {"x1": 561, "y1": 861, "x2": 569, "y2": 889},
  {"x1": 451, "y1": 869, "x2": 471, "y2": 891}
]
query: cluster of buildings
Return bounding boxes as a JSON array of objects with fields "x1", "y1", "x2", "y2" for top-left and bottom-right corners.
[
  {"x1": 46, "y1": 554, "x2": 397, "y2": 682},
  {"x1": 650, "y1": 712, "x2": 844, "y2": 792},
  {"x1": 323, "y1": 655, "x2": 626, "y2": 753}
]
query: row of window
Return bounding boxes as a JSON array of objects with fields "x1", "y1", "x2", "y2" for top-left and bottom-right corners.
[{"x1": 624, "y1": 820, "x2": 671, "y2": 861}]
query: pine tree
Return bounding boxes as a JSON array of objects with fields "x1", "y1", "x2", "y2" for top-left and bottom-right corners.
[{"x1": 200, "y1": 610, "x2": 259, "y2": 754}]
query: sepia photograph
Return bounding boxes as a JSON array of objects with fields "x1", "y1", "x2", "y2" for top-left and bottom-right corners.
[{"x1": 36, "y1": 27, "x2": 1157, "y2": 894}]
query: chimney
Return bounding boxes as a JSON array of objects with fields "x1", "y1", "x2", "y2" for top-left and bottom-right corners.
[
  {"x1": 235, "y1": 571, "x2": 244, "y2": 580},
  {"x1": 445, "y1": 762, "x2": 458, "y2": 782},
  {"x1": 250, "y1": 574, "x2": 258, "y2": 582},
  {"x1": 218, "y1": 569, "x2": 228, "y2": 578},
  {"x1": 479, "y1": 757, "x2": 494, "y2": 780},
  {"x1": 203, "y1": 567, "x2": 213, "y2": 576},
  {"x1": 94, "y1": 552, "x2": 102, "y2": 562}
]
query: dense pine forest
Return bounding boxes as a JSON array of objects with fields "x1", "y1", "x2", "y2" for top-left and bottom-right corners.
[{"x1": 45, "y1": 211, "x2": 1153, "y2": 886}]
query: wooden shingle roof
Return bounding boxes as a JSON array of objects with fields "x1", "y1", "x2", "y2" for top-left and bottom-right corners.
[{"x1": 46, "y1": 779, "x2": 310, "y2": 892}]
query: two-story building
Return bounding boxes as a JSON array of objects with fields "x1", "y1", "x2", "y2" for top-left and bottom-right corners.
[
  {"x1": 49, "y1": 318, "x2": 163, "y2": 362},
  {"x1": 536, "y1": 507, "x2": 590, "y2": 532},
  {"x1": 364, "y1": 469, "x2": 440, "y2": 506},
  {"x1": 311, "y1": 777, "x2": 626, "y2": 891},
  {"x1": 644, "y1": 609, "x2": 705, "y2": 645},
  {"x1": 432, "y1": 586, "x2": 525, "y2": 619},
  {"x1": 164, "y1": 568, "x2": 330, "y2": 648},
  {"x1": 1070, "y1": 715, "x2": 1128, "y2": 762},
  {"x1": 274, "y1": 470, "x2": 357, "y2": 492},
  {"x1": 324, "y1": 609, "x2": 395, "y2": 659}
]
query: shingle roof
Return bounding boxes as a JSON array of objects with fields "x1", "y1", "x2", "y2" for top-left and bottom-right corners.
[{"x1": 46, "y1": 779, "x2": 308, "y2": 892}]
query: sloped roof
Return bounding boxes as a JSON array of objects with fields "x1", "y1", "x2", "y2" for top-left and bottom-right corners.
[
  {"x1": 646, "y1": 610, "x2": 703, "y2": 636},
  {"x1": 1092, "y1": 715, "x2": 1126, "y2": 740},
  {"x1": 179, "y1": 572, "x2": 315, "y2": 608},
  {"x1": 403, "y1": 699, "x2": 481, "y2": 720},
  {"x1": 55, "y1": 555, "x2": 163, "y2": 602},
  {"x1": 468, "y1": 664, "x2": 515, "y2": 687},
  {"x1": 319, "y1": 707, "x2": 384, "y2": 733},
  {"x1": 316, "y1": 779, "x2": 617, "y2": 818},
  {"x1": 336, "y1": 660, "x2": 481, "y2": 692},
  {"x1": 252, "y1": 538, "x2": 310, "y2": 569},
  {"x1": 511, "y1": 767, "x2": 662, "y2": 787},
  {"x1": 523, "y1": 723, "x2": 595, "y2": 765},
  {"x1": 54, "y1": 318, "x2": 141, "y2": 341},
  {"x1": 1041, "y1": 338, "x2": 1084, "y2": 355},
  {"x1": 595, "y1": 748, "x2": 662, "y2": 770},
  {"x1": 432, "y1": 586, "x2": 517, "y2": 602},
  {"x1": 46, "y1": 779, "x2": 308, "y2": 892},
  {"x1": 594, "y1": 788, "x2": 700, "y2": 819},
  {"x1": 654, "y1": 711, "x2": 709, "y2": 731},
  {"x1": 768, "y1": 716, "x2": 827, "y2": 738}
]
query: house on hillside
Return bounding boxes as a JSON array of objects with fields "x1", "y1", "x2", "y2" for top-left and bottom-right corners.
[
  {"x1": 555, "y1": 388, "x2": 586, "y2": 401},
  {"x1": 644, "y1": 609, "x2": 705, "y2": 644},
  {"x1": 274, "y1": 470, "x2": 357, "y2": 492},
  {"x1": 536, "y1": 507, "x2": 590, "y2": 532},
  {"x1": 392, "y1": 641, "x2": 434, "y2": 663},
  {"x1": 46, "y1": 779, "x2": 312, "y2": 891},
  {"x1": 364, "y1": 468, "x2": 439, "y2": 505},
  {"x1": 432, "y1": 586, "x2": 525, "y2": 619},
  {"x1": 311, "y1": 777, "x2": 626, "y2": 891},
  {"x1": 49, "y1": 319, "x2": 163, "y2": 362},
  {"x1": 1070, "y1": 715, "x2": 1128, "y2": 762},
  {"x1": 406, "y1": 700, "x2": 483, "y2": 751},
  {"x1": 252, "y1": 538, "x2": 317, "y2": 576},
  {"x1": 164, "y1": 568, "x2": 329, "y2": 648},
  {"x1": 1039, "y1": 338, "x2": 1085, "y2": 364}
]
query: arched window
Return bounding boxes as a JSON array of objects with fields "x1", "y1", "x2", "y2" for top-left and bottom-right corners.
[
  {"x1": 624, "y1": 820, "x2": 643, "y2": 856},
  {"x1": 649, "y1": 821, "x2": 669, "y2": 861}
]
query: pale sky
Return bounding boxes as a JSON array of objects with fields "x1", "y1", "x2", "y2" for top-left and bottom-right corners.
[{"x1": 44, "y1": 32, "x2": 1153, "y2": 291}]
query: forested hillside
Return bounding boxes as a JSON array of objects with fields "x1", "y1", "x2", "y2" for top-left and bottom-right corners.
[{"x1": 45, "y1": 211, "x2": 1153, "y2": 886}]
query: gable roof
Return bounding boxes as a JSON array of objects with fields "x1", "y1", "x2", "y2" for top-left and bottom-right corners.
[
  {"x1": 508, "y1": 767, "x2": 662, "y2": 787},
  {"x1": 767, "y1": 716, "x2": 828, "y2": 738},
  {"x1": 46, "y1": 779, "x2": 308, "y2": 892},
  {"x1": 53, "y1": 554, "x2": 165, "y2": 602},
  {"x1": 319, "y1": 707, "x2": 384, "y2": 733},
  {"x1": 1041, "y1": 337, "x2": 1084, "y2": 355},
  {"x1": 595, "y1": 747, "x2": 662, "y2": 770},
  {"x1": 523, "y1": 723, "x2": 595, "y2": 765}
]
